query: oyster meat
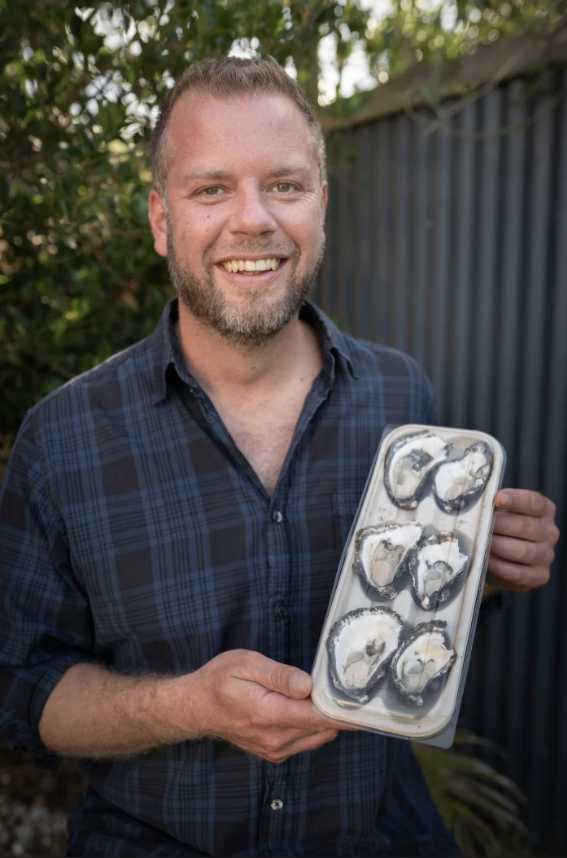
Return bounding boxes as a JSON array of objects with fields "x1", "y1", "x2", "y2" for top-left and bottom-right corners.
[
  {"x1": 408, "y1": 531, "x2": 469, "y2": 610},
  {"x1": 390, "y1": 620, "x2": 457, "y2": 707},
  {"x1": 433, "y1": 441, "x2": 494, "y2": 514},
  {"x1": 353, "y1": 522, "x2": 423, "y2": 600},
  {"x1": 327, "y1": 607, "x2": 404, "y2": 703},
  {"x1": 384, "y1": 430, "x2": 449, "y2": 510}
]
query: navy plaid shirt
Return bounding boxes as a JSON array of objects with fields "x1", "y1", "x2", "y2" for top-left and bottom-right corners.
[{"x1": 0, "y1": 299, "x2": 458, "y2": 857}]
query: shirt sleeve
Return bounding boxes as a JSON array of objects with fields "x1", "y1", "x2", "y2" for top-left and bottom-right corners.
[{"x1": 0, "y1": 411, "x2": 95, "y2": 760}]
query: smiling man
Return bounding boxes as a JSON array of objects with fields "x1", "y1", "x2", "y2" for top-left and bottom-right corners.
[
  {"x1": 0, "y1": 57, "x2": 559, "y2": 857},
  {"x1": 156, "y1": 89, "x2": 327, "y2": 349}
]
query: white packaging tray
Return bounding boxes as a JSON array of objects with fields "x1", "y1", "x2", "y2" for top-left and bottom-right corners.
[{"x1": 311, "y1": 424, "x2": 506, "y2": 747}]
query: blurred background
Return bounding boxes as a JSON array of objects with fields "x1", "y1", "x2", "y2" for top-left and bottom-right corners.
[{"x1": 1, "y1": 1, "x2": 566, "y2": 855}]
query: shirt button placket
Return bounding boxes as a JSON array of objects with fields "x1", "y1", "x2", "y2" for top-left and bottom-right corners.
[
  {"x1": 267, "y1": 508, "x2": 289, "y2": 639},
  {"x1": 265, "y1": 504, "x2": 290, "y2": 850},
  {"x1": 266, "y1": 787, "x2": 288, "y2": 846}
]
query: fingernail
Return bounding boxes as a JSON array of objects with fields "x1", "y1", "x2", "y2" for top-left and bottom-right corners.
[{"x1": 498, "y1": 492, "x2": 512, "y2": 506}]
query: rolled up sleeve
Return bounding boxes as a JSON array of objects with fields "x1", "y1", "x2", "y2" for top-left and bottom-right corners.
[{"x1": 0, "y1": 411, "x2": 95, "y2": 758}]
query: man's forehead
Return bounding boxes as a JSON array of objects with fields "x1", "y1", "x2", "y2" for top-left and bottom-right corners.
[
  {"x1": 164, "y1": 89, "x2": 319, "y2": 174},
  {"x1": 167, "y1": 88, "x2": 313, "y2": 140}
]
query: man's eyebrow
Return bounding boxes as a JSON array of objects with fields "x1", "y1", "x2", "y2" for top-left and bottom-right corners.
[
  {"x1": 268, "y1": 166, "x2": 311, "y2": 178},
  {"x1": 180, "y1": 165, "x2": 312, "y2": 185},
  {"x1": 180, "y1": 170, "x2": 232, "y2": 185}
]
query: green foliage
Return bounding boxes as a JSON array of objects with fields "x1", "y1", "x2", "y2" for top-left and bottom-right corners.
[
  {"x1": 365, "y1": 0, "x2": 566, "y2": 84},
  {"x1": 0, "y1": 0, "x2": 372, "y2": 452},
  {"x1": 414, "y1": 730, "x2": 531, "y2": 857}
]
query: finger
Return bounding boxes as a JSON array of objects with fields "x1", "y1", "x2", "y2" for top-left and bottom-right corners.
[
  {"x1": 490, "y1": 535, "x2": 555, "y2": 567},
  {"x1": 247, "y1": 724, "x2": 339, "y2": 750},
  {"x1": 259, "y1": 692, "x2": 359, "y2": 733},
  {"x1": 495, "y1": 489, "x2": 555, "y2": 518},
  {"x1": 262, "y1": 729, "x2": 339, "y2": 764},
  {"x1": 234, "y1": 652, "x2": 312, "y2": 700},
  {"x1": 493, "y1": 511, "x2": 560, "y2": 545},
  {"x1": 487, "y1": 555, "x2": 550, "y2": 591}
]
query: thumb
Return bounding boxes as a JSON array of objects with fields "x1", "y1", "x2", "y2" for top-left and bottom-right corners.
[
  {"x1": 284, "y1": 668, "x2": 313, "y2": 699},
  {"x1": 240, "y1": 652, "x2": 312, "y2": 699}
]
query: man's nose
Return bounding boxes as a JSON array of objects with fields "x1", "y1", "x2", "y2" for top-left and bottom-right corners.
[{"x1": 229, "y1": 186, "x2": 276, "y2": 235}]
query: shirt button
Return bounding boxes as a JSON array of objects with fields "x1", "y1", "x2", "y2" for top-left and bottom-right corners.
[
  {"x1": 272, "y1": 510, "x2": 284, "y2": 524},
  {"x1": 270, "y1": 798, "x2": 284, "y2": 811}
]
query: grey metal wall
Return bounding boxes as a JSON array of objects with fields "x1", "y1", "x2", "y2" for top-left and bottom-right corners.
[{"x1": 316, "y1": 67, "x2": 567, "y2": 855}]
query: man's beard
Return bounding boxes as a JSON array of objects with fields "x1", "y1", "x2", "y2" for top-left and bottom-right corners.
[{"x1": 166, "y1": 230, "x2": 325, "y2": 347}]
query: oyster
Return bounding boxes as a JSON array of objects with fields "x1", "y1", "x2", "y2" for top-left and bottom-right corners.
[
  {"x1": 353, "y1": 522, "x2": 423, "y2": 600},
  {"x1": 408, "y1": 531, "x2": 469, "y2": 610},
  {"x1": 390, "y1": 620, "x2": 457, "y2": 706},
  {"x1": 433, "y1": 441, "x2": 493, "y2": 514},
  {"x1": 327, "y1": 607, "x2": 404, "y2": 703},
  {"x1": 384, "y1": 430, "x2": 449, "y2": 510}
]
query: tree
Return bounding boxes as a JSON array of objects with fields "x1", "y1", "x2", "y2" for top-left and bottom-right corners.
[
  {"x1": 0, "y1": 0, "x2": 370, "y2": 454},
  {"x1": 362, "y1": 0, "x2": 566, "y2": 87}
]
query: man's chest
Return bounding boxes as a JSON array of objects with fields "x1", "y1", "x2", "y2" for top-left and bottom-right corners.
[
  {"x1": 207, "y1": 374, "x2": 317, "y2": 496},
  {"x1": 219, "y1": 409, "x2": 299, "y2": 495}
]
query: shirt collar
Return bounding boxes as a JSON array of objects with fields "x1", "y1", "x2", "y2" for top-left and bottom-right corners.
[
  {"x1": 298, "y1": 302, "x2": 358, "y2": 380},
  {"x1": 149, "y1": 299, "x2": 178, "y2": 405},
  {"x1": 149, "y1": 297, "x2": 358, "y2": 405}
]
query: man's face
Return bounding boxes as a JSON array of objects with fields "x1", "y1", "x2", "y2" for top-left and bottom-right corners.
[{"x1": 149, "y1": 89, "x2": 328, "y2": 346}]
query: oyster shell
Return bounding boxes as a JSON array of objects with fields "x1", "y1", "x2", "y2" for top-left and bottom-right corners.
[
  {"x1": 384, "y1": 430, "x2": 450, "y2": 510},
  {"x1": 327, "y1": 607, "x2": 404, "y2": 703},
  {"x1": 390, "y1": 620, "x2": 457, "y2": 706},
  {"x1": 408, "y1": 531, "x2": 469, "y2": 610},
  {"x1": 353, "y1": 522, "x2": 423, "y2": 600},
  {"x1": 433, "y1": 441, "x2": 494, "y2": 514}
]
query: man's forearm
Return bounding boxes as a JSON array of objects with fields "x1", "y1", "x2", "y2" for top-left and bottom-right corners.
[
  {"x1": 38, "y1": 650, "x2": 350, "y2": 765},
  {"x1": 38, "y1": 662, "x2": 201, "y2": 759}
]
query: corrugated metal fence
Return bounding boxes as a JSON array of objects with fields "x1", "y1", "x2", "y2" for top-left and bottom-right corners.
[{"x1": 316, "y1": 66, "x2": 567, "y2": 854}]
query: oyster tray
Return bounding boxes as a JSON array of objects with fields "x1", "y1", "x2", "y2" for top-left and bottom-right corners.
[{"x1": 311, "y1": 424, "x2": 506, "y2": 747}]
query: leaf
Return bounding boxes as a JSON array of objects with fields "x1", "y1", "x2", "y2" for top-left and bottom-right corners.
[{"x1": 414, "y1": 735, "x2": 529, "y2": 857}]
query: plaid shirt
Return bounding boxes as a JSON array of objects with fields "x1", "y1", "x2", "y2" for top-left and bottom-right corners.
[{"x1": 0, "y1": 299, "x2": 457, "y2": 857}]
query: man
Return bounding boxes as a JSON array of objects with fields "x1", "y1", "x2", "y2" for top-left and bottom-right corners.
[{"x1": 0, "y1": 56, "x2": 558, "y2": 857}]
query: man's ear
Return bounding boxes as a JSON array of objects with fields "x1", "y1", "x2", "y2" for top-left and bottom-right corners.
[
  {"x1": 148, "y1": 189, "x2": 168, "y2": 258},
  {"x1": 321, "y1": 181, "x2": 329, "y2": 217}
]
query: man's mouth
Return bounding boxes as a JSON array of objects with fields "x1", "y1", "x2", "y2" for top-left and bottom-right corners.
[{"x1": 219, "y1": 257, "x2": 285, "y2": 275}]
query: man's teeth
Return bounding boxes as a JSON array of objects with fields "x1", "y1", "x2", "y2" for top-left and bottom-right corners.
[{"x1": 222, "y1": 258, "x2": 281, "y2": 273}]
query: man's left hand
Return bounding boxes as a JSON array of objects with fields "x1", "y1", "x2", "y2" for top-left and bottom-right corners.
[{"x1": 488, "y1": 489, "x2": 559, "y2": 591}]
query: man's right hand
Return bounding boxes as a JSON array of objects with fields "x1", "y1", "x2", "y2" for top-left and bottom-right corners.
[
  {"x1": 39, "y1": 652, "x2": 355, "y2": 762},
  {"x1": 178, "y1": 649, "x2": 354, "y2": 763}
]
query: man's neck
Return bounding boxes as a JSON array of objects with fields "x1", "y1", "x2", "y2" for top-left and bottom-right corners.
[{"x1": 175, "y1": 303, "x2": 323, "y2": 402}]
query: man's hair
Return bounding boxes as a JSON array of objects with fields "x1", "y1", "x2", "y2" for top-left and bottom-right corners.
[{"x1": 150, "y1": 55, "x2": 326, "y2": 193}]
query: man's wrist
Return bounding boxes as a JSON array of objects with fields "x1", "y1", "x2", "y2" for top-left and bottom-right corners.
[{"x1": 151, "y1": 671, "x2": 206, "y2": 744}]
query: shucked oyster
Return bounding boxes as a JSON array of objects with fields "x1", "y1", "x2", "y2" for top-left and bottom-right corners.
[
  {"x1": 390, "y1": 620, "x2": 457, "y2": 707},
  {"x1": 353, "y1": 522, "x2": 423, "y2": 600},
  {"x1": 408, "y1": 530, "x2": 469, "y2": 610},
  {"x1": 433, "y1": 441, "x2": 494, "y2": 514},
  {"x1": 384, "y1": 431, "x2": 449, "y2": 510},
  {"x1": 327, "y1": 607, "x2": 404, "y2": 703}
]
